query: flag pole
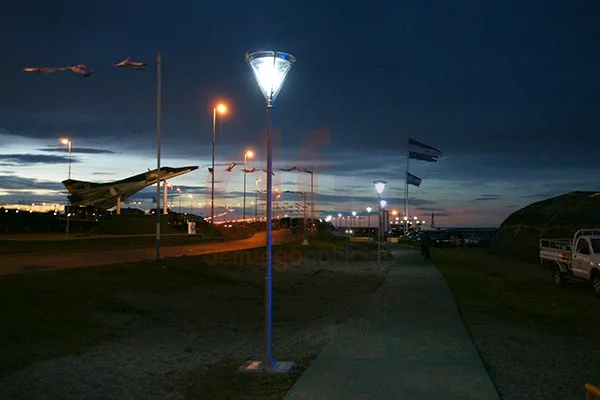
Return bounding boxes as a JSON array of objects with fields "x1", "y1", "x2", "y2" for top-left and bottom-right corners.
[
  {"x1": 310, "y1": 166, "x2": 314, "y2": 235},
  {"x1": 155, "y1": 52, "x2": 162, "y2": 261},
  {"x1": 405, "y1": 138, "x2": 410, "y2": 233}
]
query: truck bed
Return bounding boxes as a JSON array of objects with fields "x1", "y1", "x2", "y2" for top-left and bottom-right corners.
[{"x1": 539, "y1": 238, "x2": 571, "y2": 263}]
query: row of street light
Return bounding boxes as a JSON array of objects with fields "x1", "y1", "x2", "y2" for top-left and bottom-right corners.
[{"x1": 26, "y1": 50, "x2": 297, "y2": 375}]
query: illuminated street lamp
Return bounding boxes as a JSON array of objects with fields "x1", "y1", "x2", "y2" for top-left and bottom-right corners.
[
  {"x1": 255, "y1": 177, "x2": 261, "y2": 225},
  {"x1": 243, "y1": 149, "x2": 254, "y2": 221},
  {"x1": 176, "y1": 187, "x2": 182, "y2": 213},
  {"x1": 211, "y1": 102, "x2": 227, "y2": 225},
  {"x1": 366, "y1": 206, "x2": 372, "y2": 238},
  {"x1": 60, "y1": 138, "x2": 73, "y2": 180},
  {"x1": 352, "y1": 211, "x2": 356, "y2": 229},
  {"x1": 60, "y1": 137, "x2": 72, "y2": 234},
  {"x1": 373, "y1": 180, "x2": 387, "y2": 266},
  {"x1": 243, "y1": 50, "x2": 295, "y2": 374},
  {"x1": 373, "y1": 180, "x2": 386, "y2": 196}
]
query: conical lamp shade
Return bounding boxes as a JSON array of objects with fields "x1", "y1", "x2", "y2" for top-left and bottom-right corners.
[
  {"x1": 373, "y1": 180, "x2": 387, "y2": 195},
  {"x1": 246, "y1": 51, "x2": 296, "y2": 104}
]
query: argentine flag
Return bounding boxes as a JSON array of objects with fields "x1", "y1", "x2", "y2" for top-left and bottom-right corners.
[
  {"x1": 407, "y1": 172, "x2": 422, "y2": 187},
  {"x1": 408, "y1": 138, "x2": 442, "y2": 162}
]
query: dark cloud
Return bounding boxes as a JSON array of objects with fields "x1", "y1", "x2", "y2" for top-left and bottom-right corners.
[
  {"x1": 521, "y1": 190, "x2": 573, "y2": 200},
  {"x1": 0, "y1": 154, "x2": 76, "y2": 166},
  {"x1": 38, "y1": 146, "x2": 116, "y2": 154},
  {"x1": 0, "y1": 175, "x2": 64, "y2": 191},
  {"x1": 92, "y1": 172, "x2": 115, "y2": 175},
  {"x1": 472, "y1": 194, "x2": 503, "y2": 202},
  {"x1": 418, "y1": 207, "x2": 448, "y2": 212}
]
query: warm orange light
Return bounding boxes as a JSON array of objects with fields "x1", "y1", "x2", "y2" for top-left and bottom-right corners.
[
  {"x1": 215, "y1": 103, "x2": 227, "y2": 115},
  {"x1": 245, "y1": 150, "x2": 254, "y2": 158},
  {"x1": 392, "y1": 210, "x2": 398, "y2": 216},
  {"x1": 60, "y1": 138, "x2": 71, "y2": 145}
]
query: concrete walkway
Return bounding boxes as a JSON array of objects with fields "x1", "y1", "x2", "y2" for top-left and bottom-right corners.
[{"x1": 284, "y1": 245, "x2": 500, "y2": 399}]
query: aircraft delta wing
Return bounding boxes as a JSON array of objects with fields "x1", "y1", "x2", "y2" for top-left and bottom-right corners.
[{"x1": 61, "y1": 166, "x2": 198, "y2": 210}]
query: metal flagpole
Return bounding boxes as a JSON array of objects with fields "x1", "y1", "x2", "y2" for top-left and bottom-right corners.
[
  {"x1": 155, "y1": 52, "x2": 162, "y2": 261},
  {"x1": 405, "y1": 139, "x2": 410, "y2": 234},
  {"x1": 310, "y1": 166, "x2": 315, "y2": 234}
]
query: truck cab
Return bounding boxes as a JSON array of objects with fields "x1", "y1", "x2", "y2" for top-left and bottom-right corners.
[{"x1": 571, "y1": 236, "x2": 600, "y2": 280}]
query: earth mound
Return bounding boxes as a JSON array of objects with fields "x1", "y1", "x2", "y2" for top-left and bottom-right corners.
[
  {"x1": 90, "y1": 214, "x2": 182, "y2": 235},
  {"x1": 489, "y1": 191, "x2": 600, "y2": 263}
]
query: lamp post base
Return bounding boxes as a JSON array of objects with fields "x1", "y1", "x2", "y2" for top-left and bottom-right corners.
[{"x1": 239, "y1": 360, "x2": 295, "y2": 374}]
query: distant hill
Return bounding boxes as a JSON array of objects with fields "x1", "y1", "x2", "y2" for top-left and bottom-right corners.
[{"x1": 489, "y1": 191, "x2": 600, "y2": 263}]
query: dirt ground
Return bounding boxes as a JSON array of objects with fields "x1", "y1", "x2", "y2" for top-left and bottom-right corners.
[{"x1": 0, "y1": 253, "x2": 388, "y2": 400}]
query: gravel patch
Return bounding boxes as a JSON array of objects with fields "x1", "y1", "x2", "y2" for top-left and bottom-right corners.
[
  {"x1": 0, "y1": 261, "x2": 387, "y2": 400},
  {"x1": 469, "y1": 322, "x2": 600, "y2": 400}
]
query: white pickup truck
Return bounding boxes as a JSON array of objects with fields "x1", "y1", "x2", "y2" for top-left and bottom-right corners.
[{"x1": 539, "y1": 229, "x2": 600, "y2": 296}]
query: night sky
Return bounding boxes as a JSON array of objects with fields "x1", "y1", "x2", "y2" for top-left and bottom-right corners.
[{"x1": 1, "y1": 1, "x2": 599, "y2": 227}]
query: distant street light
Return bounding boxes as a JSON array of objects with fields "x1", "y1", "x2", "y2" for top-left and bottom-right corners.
[
  {"x1": 284, "y1": 191, "x2": 307, "y2": 232},
  {"x1": 60, "y1": 138, "x2": 73, "y2": 180},
  {"x1": 177, "y1": 187, "x2": 182, "y2": 213},
  {"x1": 352, "y1": 211, "x2": 356, "y2": 229},
  {"x1": 60, "y1": 137, "x2": 72, "y2": 234},
  {"x1": 243, "y1": 50, "x2": 295, "y2": 374},
  {"x1": 373, "y1": 180, "x2": 387, "y2": 267},
  {"x1": 366, "y1": 206, "x2": 372, "y2": 238},
  {"x1": 243, "y1": 149, "x2": 254, "y2": 221},
  {"x1": 211, "y1": 102, "x2": 227, "y2": 225},
  {"x1": 255, "y1": 177, "x2": 261, "y2": 226}
]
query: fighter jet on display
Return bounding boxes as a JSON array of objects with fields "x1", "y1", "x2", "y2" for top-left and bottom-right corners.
[
  {"x1": 62, "y1": 166, "x2": 198, "y2": 209},
  {"x1": 113, "y1": 57, "x2": 147, "y2": 70}
]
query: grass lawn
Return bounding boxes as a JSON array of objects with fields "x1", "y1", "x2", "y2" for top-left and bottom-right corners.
[
  {"x1": 0, "y1": 234, "x2": 212, "y2": 255},
  {"x1": 0, "y1": 238, "x2": 386, "y2": 399},
  {"x1": 428, "y1": 245, "x2": 600, "y2": 338}
]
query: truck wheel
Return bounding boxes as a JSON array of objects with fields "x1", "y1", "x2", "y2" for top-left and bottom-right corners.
[
  {"x1": 554, "y1": 264, "x2": 565, "y2": 287},
  {"x1": 592, "y1": 272, "x2": 600, "y2": 297}
]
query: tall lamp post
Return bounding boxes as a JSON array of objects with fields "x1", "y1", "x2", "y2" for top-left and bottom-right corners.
[
  {"x1": 60, "y1": 138, "x2": 72, "y2": 234},
  {"x1": 211, "y1": 103, "x2": 227, "y2": 225},
  {"x1": 380, "y1": 199, "x2": 387, "y2": 244},
  {"x1": 243, "y1": 149, "x2": 254, "y2": 221},
  {"x1": 373, "y1": 180, "x2": 387, "y2": 266},
  {"x1": 242, "y1": 50, "x2": 295, "y2": 374},
  {"x1": 366, "y1": 206, "x2": 372, "y2": 238}
]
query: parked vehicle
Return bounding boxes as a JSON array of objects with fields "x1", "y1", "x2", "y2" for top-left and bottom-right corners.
[
  {"x1": 429, "y1": 231, "x2": 454, "y2": 248},
  {"x1": 406, "y1": 231, "x2": 421, "y2": 242},
  {"x1": 463, "y1": 233, "x2": 491, "y2": 247},
  {"x1": 539, "y1": 229, "x2": 600, "y2": 296}
]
